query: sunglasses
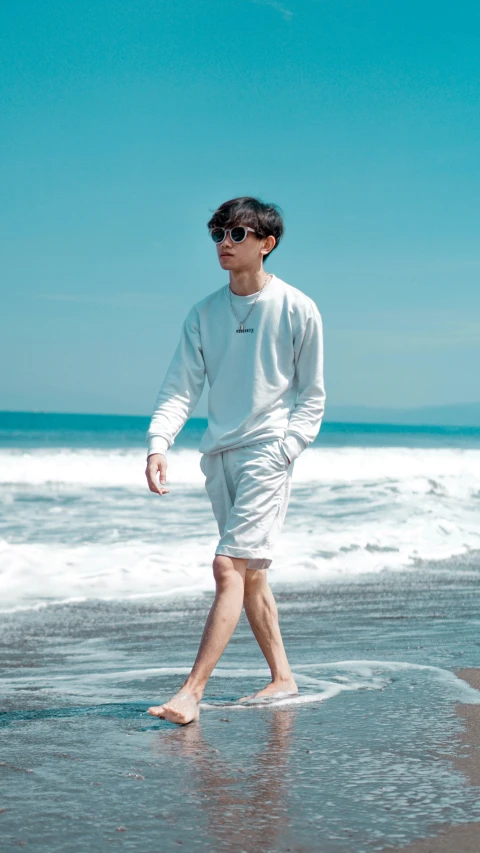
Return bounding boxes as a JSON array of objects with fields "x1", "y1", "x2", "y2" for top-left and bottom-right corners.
[{"x1": 210, "y1": 226, "x2": 256, "y2": 245}]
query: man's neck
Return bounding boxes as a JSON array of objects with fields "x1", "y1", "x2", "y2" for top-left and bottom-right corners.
[{"x1": 229, "y1": 267, "x2": 269, "y2": 296}]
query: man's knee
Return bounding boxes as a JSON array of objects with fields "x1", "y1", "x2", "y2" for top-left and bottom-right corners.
[{"x1": 212, "y1": 554, "x2": 246, "y2": 587}]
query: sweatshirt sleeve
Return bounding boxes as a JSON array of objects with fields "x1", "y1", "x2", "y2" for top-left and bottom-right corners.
[
  {"x1": 283, "y1": 303, "x2": 326, "y2": 464},
  {"x1": 146, "y1": 306, "x2": 206, "y2": 458}
]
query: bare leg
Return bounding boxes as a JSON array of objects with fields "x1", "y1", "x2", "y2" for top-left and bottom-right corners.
[
  {"x1": 148, "y1": 555, "x2": 247, "y2": 724},
  {"x1": 240, "y1": 570, "x2": 297, "y2": 701}
]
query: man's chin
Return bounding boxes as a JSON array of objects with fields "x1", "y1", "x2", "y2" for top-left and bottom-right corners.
[{"x1": 219, "y1": 258, "x2": 234, "y2": 270}]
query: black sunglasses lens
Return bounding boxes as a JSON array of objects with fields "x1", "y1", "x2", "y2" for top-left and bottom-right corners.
[
  {"x1": 211, "y1": 228, "x2": 225, "y2": 243},
  {"x1": 230, "y1": 226, "x2": 247, "y2": 243}
]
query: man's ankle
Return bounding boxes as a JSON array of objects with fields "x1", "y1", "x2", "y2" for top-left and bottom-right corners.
[
  {"x1": 271, "y1": 672, "x2": 296, "y2": 685},
  {"x1": 180, "y1": 679, "x2": 204, "y2": 701}
]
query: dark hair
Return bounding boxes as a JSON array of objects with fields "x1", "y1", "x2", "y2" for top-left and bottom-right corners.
[{"x1": 207, "y1": 196, "x2": 284, "y2": 262}]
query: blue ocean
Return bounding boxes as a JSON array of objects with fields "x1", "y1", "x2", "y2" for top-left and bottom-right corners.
[{"x1": 1, "y1": 412, "x2": 480, "y2": 852}]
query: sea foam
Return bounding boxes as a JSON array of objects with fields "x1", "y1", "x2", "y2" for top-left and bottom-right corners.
[{"x1": 1, "y1": 446, "x2": 479, "y2": 610}]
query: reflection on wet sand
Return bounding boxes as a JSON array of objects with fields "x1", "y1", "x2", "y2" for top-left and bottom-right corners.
[
  {"x1": 452, "y1": 668, "x2": 480, "y2": 787},
  {"x1": 379, "y1": 668, "x2": 480, "y2": 853},
  {"x1": 154, "y1": 708, "x2": 295, "y2": 850}
]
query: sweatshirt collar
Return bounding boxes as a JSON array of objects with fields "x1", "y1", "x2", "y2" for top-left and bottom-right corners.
[{"x1": 225, "y1": 274, "x2": 277, "y2": 303}]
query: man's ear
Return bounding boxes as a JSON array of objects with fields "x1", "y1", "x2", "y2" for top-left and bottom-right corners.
[{"x1": 262, "y1": 235, "x2": 276, "y2": 256}]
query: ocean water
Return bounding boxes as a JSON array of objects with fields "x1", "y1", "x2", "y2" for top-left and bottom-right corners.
[
  {"x1": 1, "y1": 412, "x2": 480, "y2": 852},
  {"x1": 1, "y1": 413, "x2": 480, "y2": 610}
]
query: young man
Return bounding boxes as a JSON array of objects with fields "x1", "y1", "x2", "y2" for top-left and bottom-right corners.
[{"x1": 145, "y1": 196, "x2": 326, "y2": 725}]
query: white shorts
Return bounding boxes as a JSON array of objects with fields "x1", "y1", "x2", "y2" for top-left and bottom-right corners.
[{"x1": 199, "y1": 438, "x2": 294, "y2": 570}]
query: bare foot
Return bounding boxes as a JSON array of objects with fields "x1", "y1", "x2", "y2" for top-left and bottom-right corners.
[
  {"x1": 239, "y1": 678, "x2": 298, "y2": 703},
  {"x1": 148, "y1": 691, "x2": 200, "y2": 725}
]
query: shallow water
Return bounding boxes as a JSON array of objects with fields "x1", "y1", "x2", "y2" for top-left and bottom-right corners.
[{"x1": 1, "y1": 557, "x2": 480, "y2": 852}]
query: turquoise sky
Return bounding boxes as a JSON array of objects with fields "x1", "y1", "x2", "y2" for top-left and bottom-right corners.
[{"x1": 1, "y1": 0, "x2": 478, "y2": 417}]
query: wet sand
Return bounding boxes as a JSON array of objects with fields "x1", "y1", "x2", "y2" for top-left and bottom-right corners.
[
  {"x1": 2, "y1": 570, "x2": 480, "y2": 852},
  {"x1": 382, "y1": 668, "x2": 480, "y2": 852}
]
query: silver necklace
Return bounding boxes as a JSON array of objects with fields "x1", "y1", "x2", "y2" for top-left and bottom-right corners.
[{"x1": 228, "y1": 273, "x2": 272, "y2": 332}]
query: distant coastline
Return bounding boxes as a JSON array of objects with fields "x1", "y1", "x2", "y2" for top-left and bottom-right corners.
[{"x1": 325, "y1": 402, "x2": 480, "y2": 427}]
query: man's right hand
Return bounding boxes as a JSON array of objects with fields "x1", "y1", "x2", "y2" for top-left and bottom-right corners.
[{"x1": 145, "y1": 453, "x2": 169, "y2": 495}]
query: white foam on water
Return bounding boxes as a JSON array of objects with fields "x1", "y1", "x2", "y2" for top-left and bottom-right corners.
[
  {"x1": 0, "y1": 538, "x2": 217, "y2": 612},
  {"x1": 1, "y1": 445, "x2": 480, "y2": 489},
  {"x1": 4, "y1": 660, "x2": 479, "y2": 709},
  {"x1": 1, "y1": 446, "x2": 480, "y2": 608},
  {"x1": 0, "y1": 447, "x2": 203, "y2": 487},
  {"x1": 0, "y1": 662, "x2": 385, "y2": 707},
  {"x1": 200, "y1": 689, "x2": 343, "y2": 710},
  {"x1": 294, "y1": 660, "x2": 480, "y2": 704}
]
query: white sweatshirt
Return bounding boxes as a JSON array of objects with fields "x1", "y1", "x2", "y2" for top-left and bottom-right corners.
[{"x1": 146, "y1": 273, "x2": 326, "y2": 463}]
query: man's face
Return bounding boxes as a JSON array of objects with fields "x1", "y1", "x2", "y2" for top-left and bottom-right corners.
[{"x1": 215, "y1": 226, "x2": 275, "y2": 272}]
